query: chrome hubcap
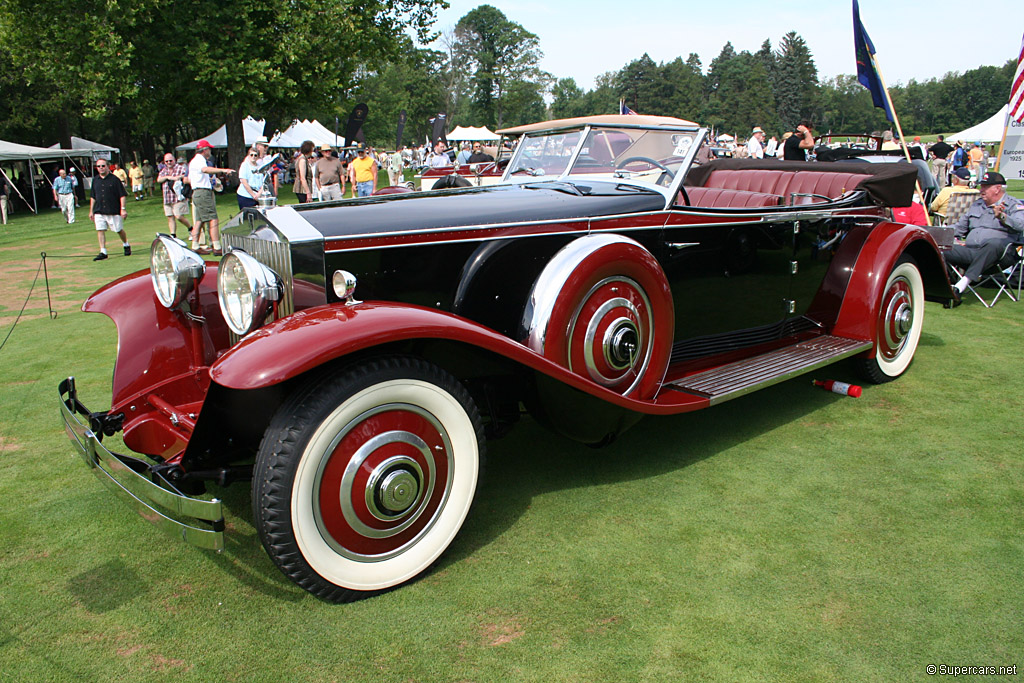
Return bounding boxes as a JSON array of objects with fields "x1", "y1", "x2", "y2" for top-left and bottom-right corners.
[
  {"x1": 604, "y1": 318, "x2": 640, "y2": 370},
  {"x1": 366, "y1": 455, "x2": 423, "y2": 520}
]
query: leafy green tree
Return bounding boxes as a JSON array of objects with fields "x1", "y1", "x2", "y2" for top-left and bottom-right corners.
[
  {"x1": 774, "y1": 31, "x2": 818, "y2": 130},
  {"x1": 616, "y1": 54, "x2": 659, "y2": 113},
  {"x1": 551, "y1": 78, "x2": 587, "y2": 119},
  {"x1": 453, "y1": 5, "x2": 548, "y2": 128},
  {"x1": 705, "y1": 48, "x2": 778, "y2": 136}
]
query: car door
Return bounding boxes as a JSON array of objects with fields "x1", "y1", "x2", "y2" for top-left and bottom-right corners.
[{"x1": 660, "y1": 207, "x2": 798, "y2": 356}]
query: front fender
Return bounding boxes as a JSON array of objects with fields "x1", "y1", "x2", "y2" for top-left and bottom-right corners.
[
  {"x1": 831, "y1": 221, "x2": 952, "y2": 345},
  {"x1": 209, "y1": 302, "x2": 707, "y2": 416}
]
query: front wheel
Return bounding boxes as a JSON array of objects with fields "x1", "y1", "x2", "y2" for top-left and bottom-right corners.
[
  {"x1": 855, "y1": 257, "x2": 924, "y2": 383},
  {"x1": 252, "y1": 357, "x2": 485, "y2": 602}
]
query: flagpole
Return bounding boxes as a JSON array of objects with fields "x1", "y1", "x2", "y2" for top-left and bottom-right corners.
[
  {"x1": 869, "y1": 51, "x2": 931, "y2": 225},
  {"x1": 994, "y1": 107, "x2": 1010, "y2": 172}
]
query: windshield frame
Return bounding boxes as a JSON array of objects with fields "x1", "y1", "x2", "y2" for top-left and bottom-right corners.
[{"x1": 500, "y1": 122, "x2": 707, "y2": 209}]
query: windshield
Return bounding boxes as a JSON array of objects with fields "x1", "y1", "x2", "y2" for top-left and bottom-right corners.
[{"x1": 505, "y1": 126, "x2": 699, "y2": 189}]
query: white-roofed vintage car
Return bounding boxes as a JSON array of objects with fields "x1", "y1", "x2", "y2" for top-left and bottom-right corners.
[{"x1": 60, "y1": 115, "x2": 955, "y2": 602}]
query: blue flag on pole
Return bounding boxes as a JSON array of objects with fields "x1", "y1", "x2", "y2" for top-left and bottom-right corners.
[{"x1": 852, "y1": 0, "x2": 894, "y2": 122}]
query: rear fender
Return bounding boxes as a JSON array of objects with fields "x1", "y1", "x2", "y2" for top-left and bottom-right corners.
[{"x1": 831, "y1": 221, "x2": 952, "y2": 349}]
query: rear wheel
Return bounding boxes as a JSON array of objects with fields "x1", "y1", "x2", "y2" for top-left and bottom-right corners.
[
  {"x1": 855, "y1": 257, "x2": 924, "y2": 383},
  {"x1": 252, "y1": 357, "x2": 484, "y2": 602}
]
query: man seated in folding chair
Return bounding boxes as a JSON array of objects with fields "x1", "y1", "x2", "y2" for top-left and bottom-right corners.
[{"x1": 945, "y1": 172, "x2": 1024, "y2": 307}]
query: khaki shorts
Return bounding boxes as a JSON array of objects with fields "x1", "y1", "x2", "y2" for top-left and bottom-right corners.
[
  {"x1": 163, "y1": 200, "x2": 189, "y2": 218},
  {"x1": 94, "y1": 214, "x2": 124, "y2": 232},
  {"x1": 192, "y1": 188, "x2": 218, "y2": 222}
]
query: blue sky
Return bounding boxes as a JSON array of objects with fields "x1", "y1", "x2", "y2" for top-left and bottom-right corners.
[{"x1": 424, "y1": 0, "x2": 1021, "y2": 90}]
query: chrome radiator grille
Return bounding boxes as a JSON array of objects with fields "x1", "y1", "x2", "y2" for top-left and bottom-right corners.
[{"x1": 222, "y1": 233, "x2": 294, "y2": 344}]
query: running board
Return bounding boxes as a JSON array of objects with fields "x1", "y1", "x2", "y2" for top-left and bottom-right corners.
[{"x1": 665, "y1": 336, "x2": 873, "y2": 405}]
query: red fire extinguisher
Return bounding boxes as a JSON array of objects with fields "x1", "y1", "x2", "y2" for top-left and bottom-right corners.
[{"x1": 813, "y1": 379, "x2": 862, "y2": 398}]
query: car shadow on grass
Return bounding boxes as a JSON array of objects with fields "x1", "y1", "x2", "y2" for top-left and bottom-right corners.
[{"x1": 436, "y1": 363, "x2": 867, "y2": 572}]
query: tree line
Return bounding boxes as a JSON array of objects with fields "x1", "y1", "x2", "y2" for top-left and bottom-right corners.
[{"x1": 0, "y1": 1, "x2": 1016, "y2": 171}]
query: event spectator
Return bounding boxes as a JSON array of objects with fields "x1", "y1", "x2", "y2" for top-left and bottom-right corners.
[
  {"x1": 141, "y1": 159, "x2": 155, "y2": 198},
  {"x1": 428, "y1": 141, "x2": 449, "y2": 168},
  {"x1": 88, "y1": 159, "x2": 131, "y2": 261},
  {"x1": 53, "y1": 168, "x2": 76, "y2": 223},
  {"x1": 68, "y1": 167, "x2": 82, "y2": 207},
  {"x1": 0, "y1": 172, "x2": 9, "y2": 225},
  {"x1": 745, "y1": 127, "x2": 765, "y2": 159},
  {"x1": 765, "y1": 136, "x2": 779, "y2": 157},
  {"x1": 157, "y1": 152, "x2": 191, "y2": 238},
  {"x1": 929, "y1": 167, "x2": 974, "y2": 217},
  {"x1": 456, "y1": 142, "x2": 472, "y2": 165},
  {"x1": 349, "y1": 143, "x2": 377, "y2": 197},
  {"x1": 881, "y1": 130, "x2": 899, "y2": 150},
  {"x1": 468, "y1": 142, "x2": 494, "y2": 163},
  {"x1": 951, "y1": 141, "x2": 969, "y2": 174},
  {"x1": 783, "y1": 121, "x2": 814, "y2": 161},
  {"x1": 929, "y1": 135, "x2": 953, "y2": 187},
  {"x1": 945, "y1": 172, "x2": 1024, "y2": 306},
  {"x1": 315, "y1": 144, "x2": 344, "y2": 201},
  {"x1": 112, "y1": 163, "x2": 128, "y2": 189},
  {"x1": 236, "y1": 147, "x2": 263, "y2": 209},
  {"x1": 968, "y1": 143, "x2": 984, "y2": 179},
  {"x1": 387, "y1": 149, "x2": 404, "y2": 186},
  {"x1": 128, "y1": 160, "x2": 144, "y2": 200},
  {"x1": 911, "y1": 136, "x2": 927, "y2": 158},
  {"x1": 292, "y1": 140, "x2": 314, "y2": 203},
  {"x1": 188, "y1": 139, "x2": 234, "y2": 255},
  {"x1": 892, "y1": 194, "x2": 928, "y2": 226}
]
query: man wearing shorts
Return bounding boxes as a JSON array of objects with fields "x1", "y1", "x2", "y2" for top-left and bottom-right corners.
[
  {"x1": 157, "y1": 153, "x2": 192, "y2": 238},
  {"x1": 88, "y1": 159, "x2": 131, "y2": 261},
  {"x1": 188, "y1": 139, "x2": 234, "y2": 255}
]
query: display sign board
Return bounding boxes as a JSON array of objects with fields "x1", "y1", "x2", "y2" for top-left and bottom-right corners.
[{"x1": 998, "y1": 115, "x2": 1024, "y2": 180}]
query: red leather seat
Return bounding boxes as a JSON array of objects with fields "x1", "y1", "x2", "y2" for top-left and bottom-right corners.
[
  {"x1": 682, "y1": 186, "x2": 782, "y2": 208},
  {"x1": 702, "y1": 170, "x2": 872, "y2": 205},
  {"x1": 784, "y1": 172, "x2": 871, "y2": 204}
]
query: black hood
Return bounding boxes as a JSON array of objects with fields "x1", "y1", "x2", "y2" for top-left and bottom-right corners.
[{"x1": 295, "y1": 181, "x2": 665, "y2": 240}]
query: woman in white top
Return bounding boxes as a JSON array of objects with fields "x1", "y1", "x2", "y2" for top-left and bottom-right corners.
[{"x1": 237, "y1": 146, "x2": 269, "y2": 209}]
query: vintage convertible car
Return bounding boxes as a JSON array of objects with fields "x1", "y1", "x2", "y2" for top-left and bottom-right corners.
[{"x1": 60, "y1": 114, "x2": 954, "y2": 602}]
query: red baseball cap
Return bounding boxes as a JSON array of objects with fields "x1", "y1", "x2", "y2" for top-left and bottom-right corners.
[{"x1": 196, "y1": 140, "x2": 213, "y2": 150}]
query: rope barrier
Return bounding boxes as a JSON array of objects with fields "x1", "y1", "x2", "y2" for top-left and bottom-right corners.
[{"x1": 0, "y1": 251, "x2": 56, "y2": 352}]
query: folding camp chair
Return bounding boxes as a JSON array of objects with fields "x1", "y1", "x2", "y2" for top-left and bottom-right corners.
[
  {"x1": 948, "y1": 240, "x2": 1024, "y2": 308},
  {"x1": 930, "y1": 189, "x2": 979, "y2": 227}
]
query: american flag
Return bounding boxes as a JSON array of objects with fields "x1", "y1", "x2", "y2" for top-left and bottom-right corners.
[
  {"x1": 1010, "y1": 31, "x2": 1024, "y2": 123},
  {"x1": 619, "y1": 100, "x2": 638, "y2": 116}
]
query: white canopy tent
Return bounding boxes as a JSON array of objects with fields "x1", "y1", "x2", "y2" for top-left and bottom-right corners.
[
  {"x1": 269, "y1": 119, "x2": 345, "y2": 149},
  {"x1": 48, "y1": 136, "x2": 119, "y2": 155},
  {"x1": 177, "y1": 116, "x2": 267, "y2": 151},
  {"x1": 1, "y1": 139, "x2": 93, "y2": 213},
  {"x1": 944, "y1": 105, "x2": 1009, "y2": 144},
  {"x1": 447, "y1": 126, "x2": 500, "y2": 141}
]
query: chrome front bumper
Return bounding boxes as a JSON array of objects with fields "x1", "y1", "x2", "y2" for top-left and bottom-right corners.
[{"x1": 59, "y1": 377, "x2": 225, "y2": 551}]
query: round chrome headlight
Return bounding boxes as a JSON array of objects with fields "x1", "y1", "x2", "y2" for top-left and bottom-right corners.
[
  {"x1": 150, "y1": 234, "x2": 206, "y2": 309},
  {"x1": 217, "y1": 249, "x2": 282, "y2": 336}
]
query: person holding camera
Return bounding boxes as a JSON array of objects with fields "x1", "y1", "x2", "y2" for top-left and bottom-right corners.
[{"x1": 783, "y1": 120, "x2": 815, "y2": 161}]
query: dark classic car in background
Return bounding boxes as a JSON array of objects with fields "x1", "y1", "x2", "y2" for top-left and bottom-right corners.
[{"x1": 60, "y1": 114, "x2": 954, "y2": 602}]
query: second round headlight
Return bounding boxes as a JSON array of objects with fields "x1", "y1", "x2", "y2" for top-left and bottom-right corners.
[{"x1": 217, "y1": 249, "x2": 282, "y2": 336}]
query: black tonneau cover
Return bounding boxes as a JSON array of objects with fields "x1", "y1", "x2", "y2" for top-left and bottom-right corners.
[{"x1": 684, "y1": 158, "x2": 918, "y2": 207}]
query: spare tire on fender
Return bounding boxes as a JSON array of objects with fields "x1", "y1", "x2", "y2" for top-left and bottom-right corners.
[{"x1": 521, "y1": 234, "x2": 674, "y2": 401}]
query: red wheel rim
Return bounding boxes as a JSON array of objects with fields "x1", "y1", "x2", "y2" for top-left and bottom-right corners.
[
  {"x1": 878, "y1": 275, "x2": 914, "y2": 361},
  {"x1": 313, "y1": 404, "x2": 452, "y2": 560}
]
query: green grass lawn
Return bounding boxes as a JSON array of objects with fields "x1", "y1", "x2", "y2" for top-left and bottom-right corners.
[{"x1": 1, "y1": 185, "x2": 1022, "y2": 681}]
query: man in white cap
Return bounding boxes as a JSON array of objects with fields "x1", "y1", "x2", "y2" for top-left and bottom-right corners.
[{"x1": 746, "y1": 127, "x2": 765, "y2": 159}]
